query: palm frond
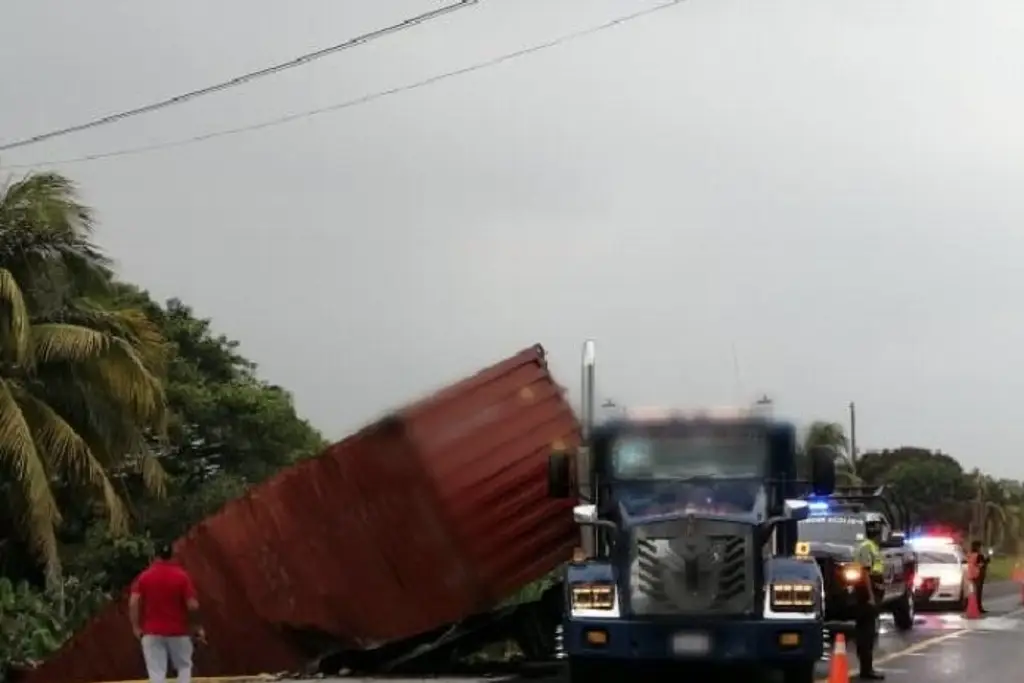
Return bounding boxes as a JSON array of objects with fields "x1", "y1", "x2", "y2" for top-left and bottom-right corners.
[
  {"x1": 0, "y1": 377, "x2": 62, "y2": 565},
  {"x1": 37, "y1": 372, "x2": 169, "y2": 496},
  {"x1": 31, "y1": 323, "x2": 110, "y2": 364},
  {"x1": 0, "y1": 172, "x2": 98, "y2": 241},
  {"x1": 0, "y1": 267, "x2": 30, "y2": 363},
  {"x1": 11, "y1": 385, "x2": 129, "y2": 534},
  {"x1": 31, "y1": 324, "x2": 167, "y2": 426},
  {"x1": 97, "y1": 337, "x2": 167, "y2": 426},
  {"x1": 59, "y1": 300, "x2": 169, "y2": 373},
  {"x1": 0, "y1": 172, "x2": 113, "y2": 301},
  {"x1": 139, "y1": 452, "x2": 168, "y2": 498}
]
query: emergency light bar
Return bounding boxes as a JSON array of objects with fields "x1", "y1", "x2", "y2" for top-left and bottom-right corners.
[
  {"x1": 908, "y1": 535, "x2": 956, "y2": 548},
  {"x1": 807, "y1": 501, "x2": 831, "y2": 512}
]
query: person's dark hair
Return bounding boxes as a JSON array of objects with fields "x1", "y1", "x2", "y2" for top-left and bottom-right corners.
[
  {"x1": 970, "y1": 540, "x2": 982, "y2": 552},
  {"x1": 155, "y1": 543, "x2": 174, "y2": 560}
]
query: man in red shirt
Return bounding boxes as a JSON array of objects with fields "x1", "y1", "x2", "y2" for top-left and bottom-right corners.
[{"x1": 129, "y1": 544, "x2": 205, "y2": 683}]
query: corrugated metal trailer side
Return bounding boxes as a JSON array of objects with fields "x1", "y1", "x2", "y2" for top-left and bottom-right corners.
[
  {"x1": 404, "y1": 345, "x2": 580, "y2": 599},
  {"x1": 23, "y1": 345, "x2": 578, "y2": 683}
]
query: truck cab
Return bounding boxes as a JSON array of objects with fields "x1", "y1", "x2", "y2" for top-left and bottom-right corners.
[{"x1": 546, "y1": 342, "x2": 837, "y2": 683}]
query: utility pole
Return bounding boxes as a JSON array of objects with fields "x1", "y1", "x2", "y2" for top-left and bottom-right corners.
[{"x1": 848, "y1": 401, "x2": 857, "y2": 463}]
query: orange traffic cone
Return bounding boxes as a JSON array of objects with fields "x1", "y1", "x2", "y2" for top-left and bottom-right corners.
[
  {"x1": 965, "y1": 581, "x2": 982, "y2": 619},
  {"x1": 828, "y1": 632, "x2": 850, "y2": 683}
]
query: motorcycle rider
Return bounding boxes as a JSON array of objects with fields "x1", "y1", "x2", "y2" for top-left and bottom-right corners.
[{"x1": 853, "y1": 518, "x2": 886, "y2": 680}]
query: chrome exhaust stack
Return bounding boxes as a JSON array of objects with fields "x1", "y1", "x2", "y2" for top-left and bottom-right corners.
[
  {"x1": 578, "y1": 339, "x2": 597, "y2": 556},
  {"x1": 581, "y1": 339, "x2": 596, "y2": 439}
]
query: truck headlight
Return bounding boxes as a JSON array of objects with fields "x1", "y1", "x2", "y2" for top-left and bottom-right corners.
[
  {"x1": 571, "y1": 582, "x2": 615, "y2": 610},
  {"x1": 771, "y1": 582, "x2": 816, "y2": 611}
]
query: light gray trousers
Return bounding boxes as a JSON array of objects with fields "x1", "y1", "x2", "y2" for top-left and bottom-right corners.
[{"x1": 140, "y1": 634, "x2": 193, "y2": 683}]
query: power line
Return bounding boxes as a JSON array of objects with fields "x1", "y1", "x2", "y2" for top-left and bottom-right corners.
[
  {"x1": 0, "y1": 0, "x2": 479, "y2": 153},
  {"x1": 3, "y1": 0, "x2": 685, "y2": 171}
]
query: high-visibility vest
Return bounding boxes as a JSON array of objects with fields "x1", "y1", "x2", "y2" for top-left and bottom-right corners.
[
  {"x1": 856, "y1": 539, "x2": 884, "y2": 575},
  {"x1": 967, "y1": 552, "x2": 981, "y2": 581}
]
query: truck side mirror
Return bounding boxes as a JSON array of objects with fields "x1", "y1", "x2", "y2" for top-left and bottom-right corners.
[
  {"x1": 808, "y1": 446, "x2": 836, "y2": 496},
  {"x1": 548, "y1": 450, "x2": 572, "y2": 498}
]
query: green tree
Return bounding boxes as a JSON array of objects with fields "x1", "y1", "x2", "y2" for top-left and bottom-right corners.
[
  {"x1": 856, "y1": 447, "x2": 961, "y2": 486},
  {"x1": 0, "y1": 172, "x2": 168, "y2": 582},
  {"x1": 802, "y1": 421, "x2": 859, "y2": 484},
  {"x1": 883, "y1": 457, "x2": 973, "y2": 528},
  {"x1": 63, "y1": 293, "x2": 324, "y2": 584},
  {"x1": 965, "y1": 470, "x2": 1011, "y2": 548}
]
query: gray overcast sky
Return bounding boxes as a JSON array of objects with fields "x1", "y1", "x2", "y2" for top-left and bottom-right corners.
[{"x1": 2, "y1": 0, "x2": 1023, "y2": 477}]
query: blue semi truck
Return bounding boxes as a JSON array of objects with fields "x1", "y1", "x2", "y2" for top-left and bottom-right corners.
[{"x1": 546, "y1": 341, "x2": 838, "y2": 683}]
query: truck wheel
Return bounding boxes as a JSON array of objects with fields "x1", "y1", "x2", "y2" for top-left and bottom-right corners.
[
  {"x1": 780, "y1": 661, "x2": 816, "y2": 683},
  {"x1": 892, "y1": 588, "x2": 915, "y2": 631},
  {"x1": 567, "y1": 657, "x2": 608, "y2": 683}
]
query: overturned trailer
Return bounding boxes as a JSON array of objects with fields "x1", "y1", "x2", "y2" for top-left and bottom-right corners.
[{"x1": 23, "y1": 345, "x2": 579, "y2": 683}]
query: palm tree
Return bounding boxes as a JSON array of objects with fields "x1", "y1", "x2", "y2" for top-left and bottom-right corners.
[
  {"x1": 1003, "y1": 504, "x2": 1024, "y2": 555},
  {"x1": 0, "y1": 171, "x2": 168, "y2": 583},
  {"x1": 802, "y1": 420, "x2": 860, "y2": 485},
  {"x1": 966, "y1": 472, "x2": 1012, "y2": 550}
]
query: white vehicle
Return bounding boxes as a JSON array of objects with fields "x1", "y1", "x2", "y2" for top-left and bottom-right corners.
[{"x1": 909, "y1": 538, "x2": 967, "y2": 609}]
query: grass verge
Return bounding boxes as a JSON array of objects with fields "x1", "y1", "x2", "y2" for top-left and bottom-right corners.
[{"x1": 987, "y1": 555, "x2": 1020, "y2": 581}]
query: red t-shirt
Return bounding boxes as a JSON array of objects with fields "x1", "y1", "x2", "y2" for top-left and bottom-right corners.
[{"x1": 130, "y1": 560, "x2": 197, "y2": 636}]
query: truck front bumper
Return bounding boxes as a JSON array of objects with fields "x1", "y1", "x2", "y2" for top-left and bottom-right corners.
[{"x1": 564, "y1": 616, "x2": 823, "y2": 662}]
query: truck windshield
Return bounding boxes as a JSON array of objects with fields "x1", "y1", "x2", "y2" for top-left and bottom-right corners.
[
  {"x1": 798, "y1": 516, "x2": 865, "y2": 544},
  {"x1": 610, "y1": 430, "x2": 766, "y2": 480}
]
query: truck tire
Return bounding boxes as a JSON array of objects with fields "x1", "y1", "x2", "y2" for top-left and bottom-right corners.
[
  {"x1": 892, "y1": 588, "x2": 915, "y2": 631},
  {"x1": 567, "y1": 657, "x2": 609, "y2": 683},
  {"x1": 780, "y1": 661, "x2": 816, "y2": 683}
]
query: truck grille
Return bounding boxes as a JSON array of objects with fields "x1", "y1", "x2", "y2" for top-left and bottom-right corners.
[{"x1": 629, "y1": 518, "x2": 754, "y2": 616}]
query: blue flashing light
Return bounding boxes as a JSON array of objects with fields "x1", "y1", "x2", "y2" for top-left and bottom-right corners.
[{"x1": 807, "y1": 501, "x2": 830, "y2": 513}]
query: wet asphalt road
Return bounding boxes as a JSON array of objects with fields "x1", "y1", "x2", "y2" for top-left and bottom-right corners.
[
  {"x1": 841, "y1": 580, "x2": 1023, "y2": 681},
  {"x1": 291, "y1": 581, "x2": 1024, "y2": 683}
]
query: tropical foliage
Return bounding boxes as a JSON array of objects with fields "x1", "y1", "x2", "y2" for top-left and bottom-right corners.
[
  {"x1": 0, "y1": 173, "x2": 171, "y2": 585},
  {"x1": 0, "y1": 172, "x2": 323, "y2": 678}
]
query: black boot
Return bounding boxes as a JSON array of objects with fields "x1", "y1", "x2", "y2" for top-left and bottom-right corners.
[{"x1": 859, "y1": 671, "x2": 886, "y2": 680}]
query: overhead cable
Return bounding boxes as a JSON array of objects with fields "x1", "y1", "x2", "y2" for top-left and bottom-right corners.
[
  {"x1": 4, "y1": 0, "x2": 685, "y2": 170},
  {"x1": 0, "y1": 0, "x2": 479, "y2": 152}
]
